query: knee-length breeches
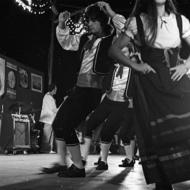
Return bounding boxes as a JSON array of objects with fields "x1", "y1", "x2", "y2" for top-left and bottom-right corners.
[
  {"x1": 85, "y1": 97, "x2": 129, "y2": 143},
  {"x1": 117, "y1": 108, "x2": 136, "y2": 145},
  {"x1": 52, "y1": 87, "x2": 102, "y2": 145}
]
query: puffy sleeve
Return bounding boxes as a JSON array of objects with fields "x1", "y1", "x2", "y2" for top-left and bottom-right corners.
[
  {"x1": 112, "y1": 14, "x2": 126, "y2": 35},
  {"x1": 181, "y1": 15, "x2": 190, "y2": 39},
  {"x1": 56, "y1": 26, "x2": 82, "y2": 51},
  {"x1": 124, "y1": 17, "x2": 138, "y2": 39}
]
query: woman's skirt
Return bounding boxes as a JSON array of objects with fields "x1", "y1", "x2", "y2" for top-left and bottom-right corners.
[{"x1": 133, "y1": 65, "x2": 190, "y2": 184}]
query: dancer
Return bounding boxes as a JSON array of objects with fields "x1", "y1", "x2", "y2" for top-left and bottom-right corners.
[
  {"x1": 117, "y1": 100, "x2": 137, "y2": 168},
  {"x1": 41, "y1": 2, "x2": 125, "y2": 177},
  {"x1": 109, "y1": 0, "x2": 190, "y2": 189},
  {"x1": 92, "y1": 101, "x2": 138, "y2": 168},
  {"x1": 81, "y1": 33, "x2": 141, "y2": 170}
]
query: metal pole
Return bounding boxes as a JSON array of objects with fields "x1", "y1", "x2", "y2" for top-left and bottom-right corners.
[
  {"x1": 48, "y1": 19, "x2": 55, "y2": 85},
  {"x1": 48, "y1": 1, "x2": 58, "y2": 85}
]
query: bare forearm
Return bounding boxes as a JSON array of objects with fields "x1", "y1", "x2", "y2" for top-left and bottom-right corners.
[{"x1": 109, "y1": 45, "x2": 138, "y2": 69}]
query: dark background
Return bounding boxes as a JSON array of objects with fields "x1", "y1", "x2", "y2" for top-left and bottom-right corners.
[{"x1": 0, "y1": 0, "x2": 190, "y2": 104}]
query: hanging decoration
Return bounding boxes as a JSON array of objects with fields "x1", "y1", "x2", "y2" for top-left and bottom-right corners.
[
  {"x1": 15, "y1": 0, "x2": 52, "y2": 15},
  {"x1": 15, "y1": 0, "x2": 92, "y2": 35}
]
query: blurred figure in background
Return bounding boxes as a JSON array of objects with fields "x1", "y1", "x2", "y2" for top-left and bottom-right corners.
[{"x1": 39, "y1": 83, "x2": 58, "y2": 153}]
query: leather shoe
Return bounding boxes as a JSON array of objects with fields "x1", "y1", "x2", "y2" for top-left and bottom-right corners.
[
  {"x1": 59, "y1": 164, "x2": 85, "y2": 177},
  {"x1": 96, "y1": 161, "x2": 108, "y2": 170},
  {"x1": 119, "y1": 158, "x2": 135, "y2": 167},
  {"x1": 155, "y1": 182, "x2": 173, "y2": 190},
  {"x1": 41, "y1": 163, "x2": 67, "y2": 174},
  {"x1": 94, "y1": 157, "x2": 101, "y2": 165}
]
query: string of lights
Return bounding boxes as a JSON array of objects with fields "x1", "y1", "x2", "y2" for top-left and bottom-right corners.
[
  {"x1": 15, "y1": 0, "x2": 90, "y2": 35},
  {"x1": 15, "y1": 0, "x2": 52, "y2": 14}
]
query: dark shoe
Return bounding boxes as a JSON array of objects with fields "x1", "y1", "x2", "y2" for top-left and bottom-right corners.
[
  {"x1": 122, "y1": 156, "x2": 139, "y2": 162},
  {"x1": 41, "y1": 163, "x2": 67, "y2": 174},
  {"x1": 94, "y1": 157, "x2": 101, "y2": 165},
  {"x1": 57, "y1": 166, "x2": 68, "y2": 177},
  {"x1": 119, "y1": 158, "x2": 135, "y2": 167},
  {"x1": 155, "y1": 182, "x2": 173, "y2": 190},
  {"x1": 59, "y1": 164, "x2": 85, "y2": 177},
  {"x1": 96, "y1": 161, "x2": 108, "y2": 170}
]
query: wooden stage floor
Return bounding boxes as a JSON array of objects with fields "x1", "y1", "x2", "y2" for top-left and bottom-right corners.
[{"x1": 0, "y1": 153, "x2": 190, "y2": 190}]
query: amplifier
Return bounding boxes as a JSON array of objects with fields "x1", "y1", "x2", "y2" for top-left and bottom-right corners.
[{"x1": 12, "y1": 114, "x2": 30, "y2": 149}]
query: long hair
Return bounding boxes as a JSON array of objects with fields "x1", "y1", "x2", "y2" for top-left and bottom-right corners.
[{"x1": 128, "y1": 0, "x2": 178, "y2": 45}]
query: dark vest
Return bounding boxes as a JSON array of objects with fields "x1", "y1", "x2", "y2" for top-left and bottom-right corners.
[{"x1": 77, "y1": 29, "x2": 115, "y2": 76}]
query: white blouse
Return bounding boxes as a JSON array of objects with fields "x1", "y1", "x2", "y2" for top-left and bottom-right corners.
[
  {"x1": 39, "y1": 92, "x2": 58, "y2": 125},
  {"x1": 125, "y1": 13, "x2": 190, "y2": 49}
]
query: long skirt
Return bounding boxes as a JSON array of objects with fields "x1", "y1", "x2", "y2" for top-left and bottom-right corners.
[{"x1": 133, "y1": 54, "x2": 190, "y2": 184}]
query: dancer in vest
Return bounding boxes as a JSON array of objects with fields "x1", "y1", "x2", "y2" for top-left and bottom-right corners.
[
  {"x1": 81, "y1": 10, "x2": 141, "y2": 169},
  {"x1": 82, "y1": 68, "x2": 138, "y2": 169},
  {"x1": 109, "y1": 0, "x2": 190, "y2": 189},
  {"x1": 41, "y1": 2, "x2": 126, "y2": 178}
]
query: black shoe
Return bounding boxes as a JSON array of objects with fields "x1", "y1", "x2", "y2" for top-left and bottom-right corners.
[
  {"x1": 119, "y1": 158, "x2": 135, "y2": 167},
  {"x1": 155, "y1": 182, "x2": 173, "y2": 190},
  {"x1": 41, "y1": 163, "x2": 67, "y2": 174},
  {"x1": 122, "y1": 156, "x2": 139, "y2": 162},
  {"x1": 96, "y1": 161, "x2": 108, "y2": 170},
  {"x1": 94, "y1": 157, "x2": 101, "y2": 165},
  {"x1": 57, "y1": 166, "x2": 68, "y2": 177},
  {"x1": 59, "y1": 164, "x2": 85, "y2": 177}
]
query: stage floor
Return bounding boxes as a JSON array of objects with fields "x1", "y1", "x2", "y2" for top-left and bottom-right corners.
[{"x1": 0, "y1": 153, "x2": 190, "y2": 190}]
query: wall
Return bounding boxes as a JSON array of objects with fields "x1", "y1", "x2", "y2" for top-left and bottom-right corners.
[{"x1": 0, "y1": 54, "x2": 44, "y2": 152}]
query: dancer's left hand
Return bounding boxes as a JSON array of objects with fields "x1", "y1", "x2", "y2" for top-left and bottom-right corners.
[{"x1": 97, "y1": 1, "x2": 115, "y2": 18}]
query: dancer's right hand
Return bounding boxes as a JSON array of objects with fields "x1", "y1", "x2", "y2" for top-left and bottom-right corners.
[
  {"x1": 58, "y1": 11, "x2": 70, "y2": 29},
  {"x1": 133, "y1": 62, "x2": 156, "y2": 74}
]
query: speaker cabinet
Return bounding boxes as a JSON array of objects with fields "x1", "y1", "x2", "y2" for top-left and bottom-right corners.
[{"x1": 12, "y1": 114, "x2": 30, "y2": 149}]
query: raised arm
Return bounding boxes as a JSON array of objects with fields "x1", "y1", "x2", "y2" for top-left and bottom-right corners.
[
  {"x1": 97, "y1": 1, "x2": 116, "y2": 18},
  {"x1": 97, "y1": 1, "x2": 126, "y2": 34},
  {"x1": 56, "y1": 11, "x2": 82, "y2": 51}
]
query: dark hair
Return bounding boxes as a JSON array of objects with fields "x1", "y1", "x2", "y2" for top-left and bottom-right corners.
[
  {"x1": 48, "y1": 83, "x2": 57, "y2": 92},
  {"x1": 129, "y1": 0, "x2": 178, "y2": 45},
  {"x1": 85, "y1": 4, "x2": 109, "y2": 28}
]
